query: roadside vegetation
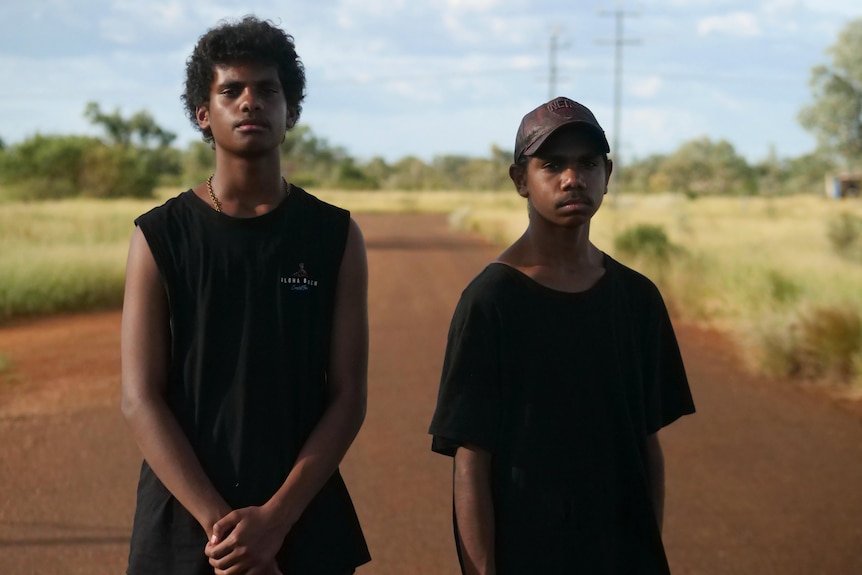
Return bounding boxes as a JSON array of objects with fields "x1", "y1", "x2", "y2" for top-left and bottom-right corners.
[
  {"x1": 2, "y1": 189, "x2": 861, "y2": 390},
  {"x1": 456, "y1": 193, "x2": 862, "y2": 390}
]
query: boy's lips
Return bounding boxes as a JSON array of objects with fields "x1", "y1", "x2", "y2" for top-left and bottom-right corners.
[
  {"x1": 557, "y1": 196, "x2": 590, "y2": 208},
  {"x1": 235, "y1": 119, "x2": 270, "y2": 129}
]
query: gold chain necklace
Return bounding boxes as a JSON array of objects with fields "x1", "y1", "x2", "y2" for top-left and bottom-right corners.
[{"x1": 206, "y1": 175, "x2": 290, "y2": 213}]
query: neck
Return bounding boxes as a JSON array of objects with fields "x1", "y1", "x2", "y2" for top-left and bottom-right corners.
[
  {"x1": 497, "y1": 217, "x2": 605, "y2": 293},
  {"x1": 523, "y1": 217, "x2": 597, "y2": 269},
  {"x1": 212, "y1": 152, "x2": 284, "y2": 204}
]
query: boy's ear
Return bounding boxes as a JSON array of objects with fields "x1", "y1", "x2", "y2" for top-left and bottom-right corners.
[
  {"x1": 196, "y1": 105, "x2": 210, "y2": 130},
  {"x1": 509, "y1": 163, "x2": 529, "y2": 198},
  {"x1": 285, "y1": 107, "x2": 298, "y2": 130},
  {"x1": 604, "y1": 158, "x2": 614, "y2": 193}
]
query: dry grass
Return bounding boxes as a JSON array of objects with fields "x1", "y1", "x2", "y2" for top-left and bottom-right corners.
[
  {"x1": 457, "y1": 192, "x2": 862, "y2": 387},
  {"x1": 3, "y1": 187, "x2": 861, "y2": 388}
]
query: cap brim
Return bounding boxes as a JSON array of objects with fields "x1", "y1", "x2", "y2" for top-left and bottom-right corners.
[{"x1": 522, "y1": 121, "x2": 611, "y2": 157}]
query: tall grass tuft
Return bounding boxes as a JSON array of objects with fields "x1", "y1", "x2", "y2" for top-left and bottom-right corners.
[
  {"x1": 614, "y1": 224, "x2": 676, "y2": 264},
  {"x1": 613, "y1": 223, "x2": 684, "y2": 286},
  {"x1": 0, "y1": 353, "x2": 11, "y2": 375},
  {"x1": 827, "y1": 211, "x2": 862, "y2": 262},
  {"x1": 758, "y1": 322, "x2": 800, "y2": 380},
  {"x1": 797, "y1": 305, "x2": 862, "y2": 382},
  {"x1": 765, "y1": 269, "x2": 802, "y2": 306},
  {"x1": 757, "y1": 306, "x2": 862, "y2": 385}
]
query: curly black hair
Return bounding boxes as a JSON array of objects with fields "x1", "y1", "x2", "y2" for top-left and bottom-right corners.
[{"x1": 182, "y1": 15, "x2": 306, "y2": 144}]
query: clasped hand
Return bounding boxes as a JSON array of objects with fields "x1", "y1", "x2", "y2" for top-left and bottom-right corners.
[{"x1": 205, "y1": 505, "x2": 288, "y2": 575}]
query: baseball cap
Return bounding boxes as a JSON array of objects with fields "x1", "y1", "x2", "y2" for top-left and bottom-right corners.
[{"x1": 514, "y1": 97, "x2": 611, "y2": 162}]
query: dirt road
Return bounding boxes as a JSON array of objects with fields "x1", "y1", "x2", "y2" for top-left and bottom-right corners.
[{"x1": 1, "y1": 213, "x2": 861, "y2": 574}]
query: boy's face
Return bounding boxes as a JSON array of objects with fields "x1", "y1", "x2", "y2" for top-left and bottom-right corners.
[
  {"x1": 510, "y1": 126, "x2": 612, "y2": 228},
  {"x1": 196, "y1": 63, "x2": 294, "y2": 156}
]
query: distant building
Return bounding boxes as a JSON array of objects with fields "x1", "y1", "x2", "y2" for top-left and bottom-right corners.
[{"x1": 825, "y1": 173, "x2": 861, "y2": 199}]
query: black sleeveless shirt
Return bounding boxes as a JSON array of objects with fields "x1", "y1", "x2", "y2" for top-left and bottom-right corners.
[{"x1": 128, "y1": 187, "x2": 370, "y2": 574}]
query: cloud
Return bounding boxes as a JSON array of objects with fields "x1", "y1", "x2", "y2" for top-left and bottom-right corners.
[
  {"x1": 510, "y1": 55, "x2": 539, "y2": 70},
  {"x1": 440, "y1": 0, "x2": 525, "y2": 45},
  {"x1": 803, "y1": 0, "x2": 862, "y2": 16},
  {"x1": 335, "y1": 0, "x2": 408, "y2": 29},
  {"x1": 98, "y1": 1, "x2": 203, "y2": 45},
  {"x1": 697, "y1": 12, "x2": 761, "y2": 37},
  {"x1": 445, "y1": 0, "x2": 499, "y2": 11},
  {"x1": 624, "y1": 106, "x2": 708, "y2": 159},
  {"x1": 630, "y1": 76, "x2": 662, "y2": 98},
  {"x1": 762, "y1": 0, "x2": 801, "y2": 15},
  {"x1": 711, "y1": 90, "x2": 745, "y2": 111}
]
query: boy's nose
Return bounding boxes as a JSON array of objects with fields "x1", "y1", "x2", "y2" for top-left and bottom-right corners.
[
  {"x1": 560, "y1": 166, "x2": 583, "y2": 188},
  {"x1": 240, "y1": 90, "x2": 263, "y2": 112}
]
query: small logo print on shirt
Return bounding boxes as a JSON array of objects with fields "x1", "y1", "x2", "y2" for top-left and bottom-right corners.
[{"x1": 281, "y1": 263, "x2": 319, "y2": 291}]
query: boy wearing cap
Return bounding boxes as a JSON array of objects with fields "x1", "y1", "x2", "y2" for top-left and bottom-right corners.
[
  {"x1": 121, "y1": 16, "x2": 370, "y2": 575},
  {"x1": 429, "y1": 97, "x2": 695, "y2": 574}
]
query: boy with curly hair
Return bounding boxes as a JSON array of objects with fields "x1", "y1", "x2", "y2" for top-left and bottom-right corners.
[
  {"x1": 429, "y1": 97, "x2": 695, "y2": 574},
  {"x1": 121, "y1": 16, "x2": 370, "y2": 575}
]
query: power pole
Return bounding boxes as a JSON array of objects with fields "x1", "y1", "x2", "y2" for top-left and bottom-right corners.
[
  {"x1": 547, "y1": 27, "x2": 570, "y2": 100},
  {"x1": 599, "y1": 4, "x2": 640, "y2": 195},
  {"x1": 549, "y1": 27, "x2": 560, "y2": 99}
]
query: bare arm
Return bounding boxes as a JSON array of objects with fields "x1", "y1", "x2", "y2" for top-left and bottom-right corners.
[
  {"x1": 454, "y1": 444, "x2": 496, "y2": 575},
  {"x1": 645, "y1": 432, "x2": 665, "y2": 533},
  {"x1": 207, "y1": 218, "x2": 369, "y2": 573},
  {"x1": 120, "y1": 227, "x2": 231, "y2": 539}
]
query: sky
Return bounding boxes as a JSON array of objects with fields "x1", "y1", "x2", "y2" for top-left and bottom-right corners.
[{"x1": 1, "y1": 0, "x2": 860, "y2": 165}]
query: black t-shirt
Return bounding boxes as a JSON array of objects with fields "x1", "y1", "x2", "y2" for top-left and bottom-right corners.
[
  {"x1": 128, "y1": 187, "x2": 370, "y2": 575},
  {"x1": 429, "y1": 255, "x2": 695, "y2": 575}
]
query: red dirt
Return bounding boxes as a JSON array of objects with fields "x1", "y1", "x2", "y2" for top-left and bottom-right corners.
[{"x1": 1, "y1": 213, "x2": 861, "y2": 574}]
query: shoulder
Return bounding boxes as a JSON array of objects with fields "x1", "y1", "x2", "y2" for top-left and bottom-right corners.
[
  {"x1": 461, "y1": 263, "x2": 518, "y2": 301},
  {"x1": 604, "y1": 254, "x2": 664, "y2": 303},
  {"x1": 452, "y1": 263, "x2": 520, "y2": 320},
  {"x1": 290, "y1": 185, "x2": 350, "y2": 222},
  {"x1": 134, "y1": 190, "x2": 196, "y2": 229},
  {"x1": 136, "y1": 190, "x2": 194, "y2": 219},
  {"x1": 133, "y1": 191, "x2": 199, "y2": 253}
]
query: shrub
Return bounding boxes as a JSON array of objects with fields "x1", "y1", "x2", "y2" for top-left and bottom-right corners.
[
  {"x1": 0, "y1": 135, "x2": 97, "y2": 200},
  {"x1": 765, "y1": 269, "x2": 802, "y2": 305},
  {"x1": 758, "y1": 326, "x2": 800, "y2": 378},
  {"x1": 757, "y1": 305, "x2": 862, "y2": 384},
  {"x1": 827, "y1": 212, "x2": 862, "y2": 262},
  {"x1": 796, "y1": 305, "x2": 862, "y2": 382},
  {"x1": 80, "y1": 144, "x2": 158, "y2": 198},
  {"x1": 614, "y1": 224, "x2": 679, "y2": 267}
]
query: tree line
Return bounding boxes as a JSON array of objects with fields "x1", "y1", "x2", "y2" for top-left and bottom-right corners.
[
  {"x1": 0, "y1": 103, "x2": 517, "y2": 200},
  {"x1": 1, "y1": 17, "x2": 860, "y2": 201}
]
